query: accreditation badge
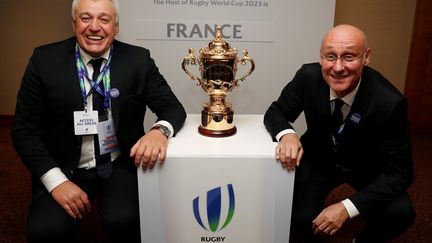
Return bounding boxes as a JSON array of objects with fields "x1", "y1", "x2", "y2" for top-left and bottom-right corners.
[
  {"x1": 96, "y1": 119, "x2": 119, "y2": 155},
  {"x1": 74, "y1": 110, "x2": 98, "y2": 135}
]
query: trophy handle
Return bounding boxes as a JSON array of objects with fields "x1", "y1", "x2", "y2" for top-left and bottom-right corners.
[
  {"x1": 235, "y1": 49, "x2": 255, "y2": 82},
  {"x1": 182, "y1": 48, "x2": 200, "y2": 83}
]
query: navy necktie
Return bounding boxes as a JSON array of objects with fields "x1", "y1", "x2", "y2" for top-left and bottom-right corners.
[
  {"x1": 331, "y1": 98, "x2": 344, "y2": 135},
  {"x1": 90, "y1": 58, "x2": 106, "y2": 120},
  {"x1": 90, "y1": 58, "x2": 112, "y2": 179}
]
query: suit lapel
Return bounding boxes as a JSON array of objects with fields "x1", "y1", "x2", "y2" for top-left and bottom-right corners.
[
  {"x1": 339, "y1": 70, "x2": 373, "y2": 143},
  {"x1": 319, "y1": 81, "x2": 333, "y2": 134},
  {"x1": 109, "y1": 41, "x2": 122, "y2": 131},
  {"x1": 67, "y1": 46, "x2": 83, "y2": 111},
  {"x1": 65, "y1": 39, "x2": 85, "y2": 146}
]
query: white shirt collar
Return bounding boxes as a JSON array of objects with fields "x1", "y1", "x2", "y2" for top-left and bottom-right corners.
[
  {"x1": 78, "y1": 46, "x2": 111, "y2": 65},
  {"x1": 329, "y1": 79, "x2": 361, "y2": 106}
]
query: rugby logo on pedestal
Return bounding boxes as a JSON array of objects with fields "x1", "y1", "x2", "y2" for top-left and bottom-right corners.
[{"x1": 193, "y1": 184, "x2": 235, "y2": 232}]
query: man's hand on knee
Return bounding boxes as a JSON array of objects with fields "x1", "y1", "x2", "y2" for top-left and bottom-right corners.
[
  {"x1": 312, "y1": 202, "x2": 349, "y2": 235},
  {"x1": 51, "y1": 180, "x2": 91, "y2": 219}
]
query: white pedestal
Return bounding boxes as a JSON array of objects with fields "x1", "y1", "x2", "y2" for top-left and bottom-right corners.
[{"x1": 138, "y1": 114, "x2": 295, "y2": 243}]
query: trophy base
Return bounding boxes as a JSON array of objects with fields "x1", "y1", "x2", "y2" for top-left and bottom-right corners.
[
  {"x1": 198, "y1": 125, "x2": 237, "y2": 137},
  {"x1": 199, "y1": 107, "x2": 237, "y2": 137}
]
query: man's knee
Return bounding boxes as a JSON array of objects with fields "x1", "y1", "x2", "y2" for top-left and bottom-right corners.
[
  {"x1": 99, "y1": 209, "x2": 140, "y2": 242},
  {"x1": 27, "y1": 215, "x2": 79, "y2": 242},
  {"x1": 26, "y1": 194, "x2": 80, "y2": 242},
  {"x1": 384, "y1": 194, "x2": 416, "y2": 233},
  {"x1": 290, "y1": 206, "x2": 319, "y2": 238},
  {"x1": 360, "y1": 193, "x2": 416, "y2": 241},
  {"x1": 100, "y1": 207, "x2": 140, "y2": 231}
]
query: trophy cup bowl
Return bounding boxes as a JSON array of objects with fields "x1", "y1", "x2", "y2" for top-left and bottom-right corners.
[{"x1": 182, "y1": 26, "x2": 255, "y2": 137}]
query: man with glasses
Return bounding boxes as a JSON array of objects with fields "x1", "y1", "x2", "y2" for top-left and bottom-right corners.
[{"x1": 264, "y1": 25, "x2": 415, "y2": 242}]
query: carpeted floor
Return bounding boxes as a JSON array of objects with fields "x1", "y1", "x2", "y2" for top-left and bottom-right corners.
[{"x1": 1, "y1": 124, "x2": 431, "y2": 243}]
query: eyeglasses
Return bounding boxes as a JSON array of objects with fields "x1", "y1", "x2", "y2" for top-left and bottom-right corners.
[{"x1": 321, "y1": 49, "x2": 368, "y2": 63}]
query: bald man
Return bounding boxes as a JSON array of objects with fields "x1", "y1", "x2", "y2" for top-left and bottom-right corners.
[{"x1": 264, "y1": 25, "x2": 415, "y2": 242}]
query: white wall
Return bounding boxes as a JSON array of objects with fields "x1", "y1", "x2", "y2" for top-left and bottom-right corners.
[
  {"x1": 0, "y1": 1, "x2": 416, "y2": 118},
  {"x1": 117, "y1": 0, "x2": 335, "y2": 133}
]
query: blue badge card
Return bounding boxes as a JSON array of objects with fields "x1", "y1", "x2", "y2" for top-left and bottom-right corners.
[{"x1": 97, "y1": 119, "x2": 119, "y2": 155}]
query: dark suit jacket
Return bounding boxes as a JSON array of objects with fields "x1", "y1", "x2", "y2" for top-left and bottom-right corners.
[
  {"x1": 264, "y1": 63, "x2": 414, "y2": 217},
  {"x1": 12, "y1": 37, "x2": 186, "y2": 181}
]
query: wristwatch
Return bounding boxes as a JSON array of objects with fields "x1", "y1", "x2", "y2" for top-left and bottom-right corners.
[{"x1": 151, "y1": 124, "x2": 171, "y2": 139}]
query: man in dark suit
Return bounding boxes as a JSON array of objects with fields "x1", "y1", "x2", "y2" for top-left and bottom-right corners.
[
  {"x1": 264, "y1": 25, "x2": 415, "y2": 242},
  {"x1": 12, "y1": 0, "x2": 186, "y2": 242}
]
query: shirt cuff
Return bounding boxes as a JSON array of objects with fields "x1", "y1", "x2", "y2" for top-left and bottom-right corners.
[
  {"x1": 341, "y1": 199, "x2": 360, "y2": 218},
  {"x1": 153, "y1": 120, "x2": 174, "y2": 139},
  {"x1": 276, "y1": 129, "x2": 297, "y2": 142},
  {"x1": 40, "y1": 167, "x2": 69, "y2": 193}
]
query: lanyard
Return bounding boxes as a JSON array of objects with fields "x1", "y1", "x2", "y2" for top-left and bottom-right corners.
[{"x1": 75, "y1": 43, "x2": 113, "y2": 110}]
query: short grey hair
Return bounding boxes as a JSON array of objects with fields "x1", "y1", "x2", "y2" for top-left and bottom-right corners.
[{"x1": 71, "y1": 0, "x2": 119, "y2": 24}]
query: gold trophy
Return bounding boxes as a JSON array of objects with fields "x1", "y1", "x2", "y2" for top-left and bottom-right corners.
[{"x1": 182, "y1": 26, "x2": 255, "y2": 137}]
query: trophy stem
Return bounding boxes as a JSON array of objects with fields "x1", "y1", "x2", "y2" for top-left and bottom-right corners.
[{"x1": 198, "y1": 94, "x2": 237, "y2": 137}]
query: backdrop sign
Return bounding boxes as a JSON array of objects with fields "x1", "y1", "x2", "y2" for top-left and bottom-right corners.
[
  {"x1": 118, "y1": 0, "x2": 335, "y2": 134},
  {"x1": 135, "y1": 20, "x2": 274, "y2": 42}
]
